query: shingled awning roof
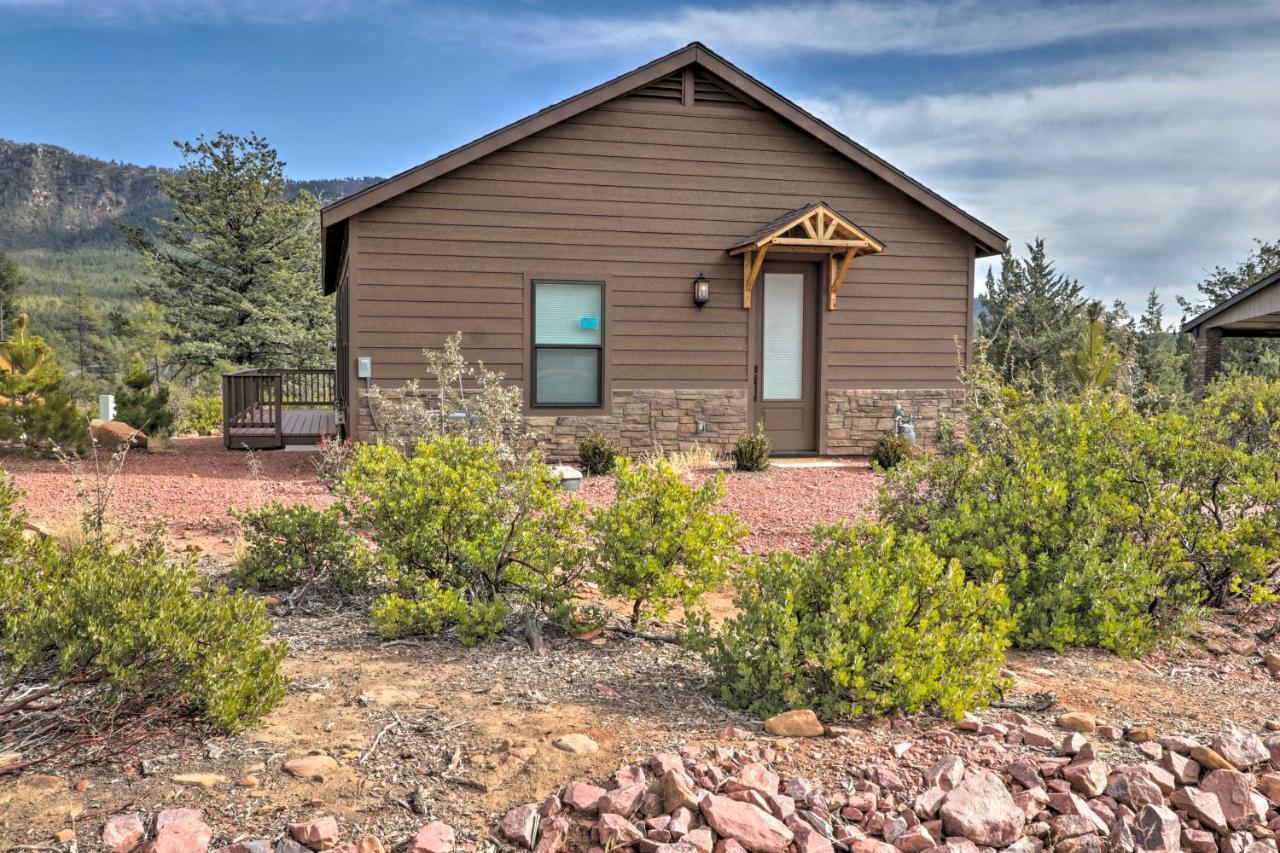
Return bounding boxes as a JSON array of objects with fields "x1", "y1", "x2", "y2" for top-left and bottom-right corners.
[{"x1": 728, "y1": 202, "x2": 885, "y2": 309}]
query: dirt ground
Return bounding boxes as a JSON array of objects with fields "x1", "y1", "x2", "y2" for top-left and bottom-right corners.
[{"x1": 2, "y1": 441, "x2": 1279, "y2": 850}]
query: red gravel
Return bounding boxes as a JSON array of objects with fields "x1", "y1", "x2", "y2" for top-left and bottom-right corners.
[
  {"x1": 4, "y1": 441, "x2": 879, "y2": 556},
  {"x1": 577, "y1": 462, "x2": 881, "y2": 554},
  {"x1": 4, "y1": 437, "x2": 331, "y2": 552}
]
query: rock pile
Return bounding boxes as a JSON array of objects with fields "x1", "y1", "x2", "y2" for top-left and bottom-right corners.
[
  {"x1": 494, "y1": 713, "x2": 1280, "y2": 853},
  {"x1": 98, "y1": 808, "x2": 452, "y2": 853}
]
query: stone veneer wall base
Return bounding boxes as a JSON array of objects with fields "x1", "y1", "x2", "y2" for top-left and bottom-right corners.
[{"x1": 826, "y1": 388, "x2": 967, "y2": 456}]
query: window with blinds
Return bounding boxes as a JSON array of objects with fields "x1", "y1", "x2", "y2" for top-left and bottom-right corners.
[{"x1": 532, "y1": 281, "x2": 603, "y2": 406}]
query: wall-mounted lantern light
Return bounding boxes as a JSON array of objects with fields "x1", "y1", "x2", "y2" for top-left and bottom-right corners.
[{"x1": 692, "y1": 273, "x2": 711, "y2": 308}]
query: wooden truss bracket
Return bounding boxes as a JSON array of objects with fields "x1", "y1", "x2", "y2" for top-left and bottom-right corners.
[
  {"x1": 742, "y1": 245, "x2": 769, "y2": 308},
  {"x1": 828, "y1": 251, "x2": 857, "y2": 310},
  {"x1": 730, "y1": 202, "x2": 884, "y2": 310}
]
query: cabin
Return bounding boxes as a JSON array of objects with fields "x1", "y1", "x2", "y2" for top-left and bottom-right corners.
[
  {"x1": 293, "y1": 43, "x2": 1007, "y2": 457},
  {"x1": 1183, "y1": 269, "x2": 1280, "y2": 397}
]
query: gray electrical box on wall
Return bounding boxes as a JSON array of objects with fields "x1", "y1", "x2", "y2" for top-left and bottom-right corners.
[{"x1": 357, "y1": 357, "x2": 372, "y2": 379}]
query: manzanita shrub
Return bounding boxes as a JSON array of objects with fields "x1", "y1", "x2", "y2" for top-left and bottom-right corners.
[
  {"x1": 590, "y1": 456, "x2": 745, "y2": 627},
  {"x1": 339, "y1": 436, "x2": 591, "y2": 643},
  {"x1": 0, "y1": 477, "x2": 286, "y2": 766},
  {"x1": 234, "y1": 502, "x2": 379, "y2": 600},
  {"x1": 880, "y1": 366, "x2": 1280, "y2": 655},
  {"x1": 692, "y1": 523, "x2": 1011, "y2": 720}
]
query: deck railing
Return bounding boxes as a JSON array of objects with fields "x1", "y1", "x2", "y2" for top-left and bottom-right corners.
[{"x1": 222, "y1": 367, "x2": 335, "y2": 449}]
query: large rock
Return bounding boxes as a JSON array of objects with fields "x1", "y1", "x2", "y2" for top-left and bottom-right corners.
[
  {"x1": 1189, "y1": 746, "x2": 1237, "y2": 772},
  {"x1": 407, "y1": 821, "x2": 455, "y2": 853},
  {"x1": 763, "y1": 710, "x2": 824, "y2": 737},
  {"x1": 564, "y1": 781, "x2": 608, "y2": 813},
  {"x1": 534, "y1": 816, "x2": 569, "y2": 853},
  {"x1": 596, "y1": 813, "x2": 643, "y2": 847},
  {"x1": 926, "y1": 756, "x2": 966, "y2": 792},
  {"x1": 499, "y1": 804, "x2": 540, "y2": 849},
  {"x1": 939, "y1": 770, "x2": 1025, "y2": 848},
  {"x1": 1172, "y1": 787, "x2": 1230, "y2": 834},
  {"x1": 699, "y1": 794, "x2": 795, "y2": 853},
  {"x1": 662, "y1": 768, "x2": 702, "y2": 812},
  {"x1": 1057, "y1": 713, "x2": 1098, "y2": 733},
  {"x1": 1200, "y1": 769, "x2": 1266, "y2": 830},
  {"x1": 103, "y1": 814, "x2": 147, "y2": 853},
  {"x1": 147, "y1": 809, "x2": 212, "y2": 853},
  {"x1": 1132, "y1": 805, "x2": 1180, "y2": 852},
  {"x1": 90, "y1": 419, "x2": 148, "y2": 449},
  {"x1": 288, "y1": 817, "x2": 339, "y2": 851},
  {"x1": 1063, "y1": 758, "x2": 1109, "y2": 797},
  {"x1": 726, "y1": 763, "x2": 781, "y2": 796},
  {"x1": 284, "y1": 754, "x2": 338, "y2": 780},
  {"x1": 1211, "y1": 725, "x2": 1270, "y2": 769},
  {"x1": 552, "y1": 733, "x2": 598, "y2": 754}
]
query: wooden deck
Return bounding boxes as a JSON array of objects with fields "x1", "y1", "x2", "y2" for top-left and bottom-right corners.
[{"x1": 225, "y1": 407, "x2": 338, "y2": 450}]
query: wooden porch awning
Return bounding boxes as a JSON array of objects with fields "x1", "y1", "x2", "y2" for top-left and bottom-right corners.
[{"x1": 729, "y1": 202, "x2": 885, "y2": 309}]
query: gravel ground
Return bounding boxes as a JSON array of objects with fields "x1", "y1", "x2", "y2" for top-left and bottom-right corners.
[
  {"x1": 4, "y1": 437, "x2": 332, "y2": 551},
  {"x1": 3, "y1": 443, "x2": 880, "y2": 555}
]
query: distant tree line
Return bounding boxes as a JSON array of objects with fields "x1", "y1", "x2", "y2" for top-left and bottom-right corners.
[{"x1": 977, "y1": 236, "x2": 1280, "y2": 405}]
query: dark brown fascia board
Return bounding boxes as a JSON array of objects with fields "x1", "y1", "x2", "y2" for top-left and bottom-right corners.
[{"x1": 321, "y1": 41, "x2": 1009, "y2": 258}]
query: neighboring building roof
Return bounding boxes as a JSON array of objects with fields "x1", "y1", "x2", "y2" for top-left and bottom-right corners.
[
  {"x1": 321, "y1": 42, "x2": 1009, "y2": 292},
  {"x1": 1182, "y1": 269, "x2": 1280, "y2": 334}
]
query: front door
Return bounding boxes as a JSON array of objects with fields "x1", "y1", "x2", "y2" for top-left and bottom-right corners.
[{"x1": 754, "y1": 262, "x2": 818, "y2": 453}]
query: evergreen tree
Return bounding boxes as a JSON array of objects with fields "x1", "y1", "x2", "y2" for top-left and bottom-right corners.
[
  {"x1": 122, "y1": 132, "x2": 334, "y2": 376},
  {"x1": 1065, "y1": 302, "x2": 1122, "y2": 394},
  {"x1": 978, "y1": 238, "x2": 1086, "y2": 391},
  {"x1": 0, "y1": 315, "x2": 88, "y2": 452},
  {"x1": 1133, "y1": 289, "x2": 1188, "y2": 406},
  {"x1": 0, "y1": 251, "x2": 23, "y2": 341},
  {"x1": 115, "y1": 353, "x2": 174, "y2": 435},
  {"x1": 56, "y1": 282, "x2": 116, "y2": 382},
  {"x1": 1177, "y1": 238, "x2": 1280, "y2": 379}
]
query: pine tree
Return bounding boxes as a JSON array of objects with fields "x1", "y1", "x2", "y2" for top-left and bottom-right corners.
[
  {"x1": 122, "y1": 132, "x2": 334, "y2": 377},
  {"x1": 1064, "y1": 302, "x2": 1122, "y2": 394},
  {"x1": 0, "y1": 315, "x2": 88, "y2": 452},
  {"x1": 1133, "y1": 289, "x2": 1188, "y2": 406},
  {"x1": 115, "y1": 353, "x2": 174, "y2": 435},
  {"x1": 978, "y1": 238, "x2": 1086, "y2": 391},
  {"x1": 0, "y1": 251, "x2": 23, "y2": 341},
  {"x1": 59, "y1": 283, "x2": 116, "y2": 382},
  {"x1": 1177, "y1": 238, "x2": 1280, "y2": 379}
]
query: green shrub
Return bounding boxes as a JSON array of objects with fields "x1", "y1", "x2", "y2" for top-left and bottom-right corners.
[
  {"x1": 578, "y1": 432, "x2": 620, "y2": 475},
  {"x1": 0, "y1": 315, "x2": 88, "y2": 453},
  {"x1": 340, "y1": 436, "x2": 589, "y2": 643},
  {"x1": 881, "y1": 365, "x2": 1280, "y2": 653},
  {"x1": 590, "y1": 457, "x2": 745, "y2": 626},
  {"x1": 870, "y1": 433, "x2": 912, "y2": 470},
  {"x1": 370, "y1": 586, "x2": 512, "y2": 646},
  {"x1": 1202, "y1": 374, "x2": 1280, "y2": 453},
  {"x1": 178, "y1": 394, "x2": 223, "y2": 436},
  {"x1": 733, "y1": 425, "x2": 771, "y2": 472},
  {"x1": 234, "y1": 502, "x2": 378, "y2": 599},
  {"x1": 693, "y1": 523, "x2": 1011, "y2": 720},
  {"x1": 0, "y1": 497, "x2": 287, "y2": 759},
  {"x1": 115, "y1": 354, "x2": 174, "y2": 436}
]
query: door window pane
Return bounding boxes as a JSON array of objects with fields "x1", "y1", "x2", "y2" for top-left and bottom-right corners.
[
  {"x1": 536, "y1": 348, "x2": 600, "y2": 405},
  {"x1": 763, "y1": 273, "x2": 803, "y2": 400},
  {"x1": 535, "y1": 282, "x2": 601, "y2": 345}
]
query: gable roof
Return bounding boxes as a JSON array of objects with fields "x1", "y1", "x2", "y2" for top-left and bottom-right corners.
[
  {"x1": 729, "y1": 201, "x2": 885, "y2": 254},
  {"x1": 321, "y1": 42, "x2": 1008, "y2": 291},
  {"x1": 1182, "y1": 269, "x2": 1280, "y2": 334}
]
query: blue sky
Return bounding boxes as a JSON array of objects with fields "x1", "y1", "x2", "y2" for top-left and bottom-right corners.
[{"x1": 3, "y1": 0, "x2": 1279, "y2": 315}]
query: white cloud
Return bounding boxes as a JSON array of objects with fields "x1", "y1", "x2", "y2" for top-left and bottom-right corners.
[
  {"x1": 447, "y1": 0, "x2": 1280, "y2": 60},
  {"x1": 801, "y1": 39, "x2": 1280, "y2": 311},
  {"x1": 0, "y1": 0, "x2": 387, "y2": 24}
]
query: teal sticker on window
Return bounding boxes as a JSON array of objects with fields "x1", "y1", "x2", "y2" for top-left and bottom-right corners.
[{"x1": 578, "y1": 316, "x2": 599, "y2": 331}]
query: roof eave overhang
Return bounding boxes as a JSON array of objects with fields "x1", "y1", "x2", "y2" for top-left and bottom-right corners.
[{"x1": 320, "y1": 42, "x2": 1010, "y2": 289}]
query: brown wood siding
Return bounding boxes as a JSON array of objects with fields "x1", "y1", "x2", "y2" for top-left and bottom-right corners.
[{"x1": 349, "y1": 92, "x2": 975, "y2": 407}]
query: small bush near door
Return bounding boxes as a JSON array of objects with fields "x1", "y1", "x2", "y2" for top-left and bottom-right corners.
[
  {"x1": 871, "y1": 433, "x2": 912, "y2": 470},
  {"x1": 578, "y1": 431, "x2": 620, "y2": 475},
  {"x1": 733, "y1": 426, "x2": 771, "y2": 472},
  {"x1": 691, "y1": 523, "x2": 1011, "y2": 720}
]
